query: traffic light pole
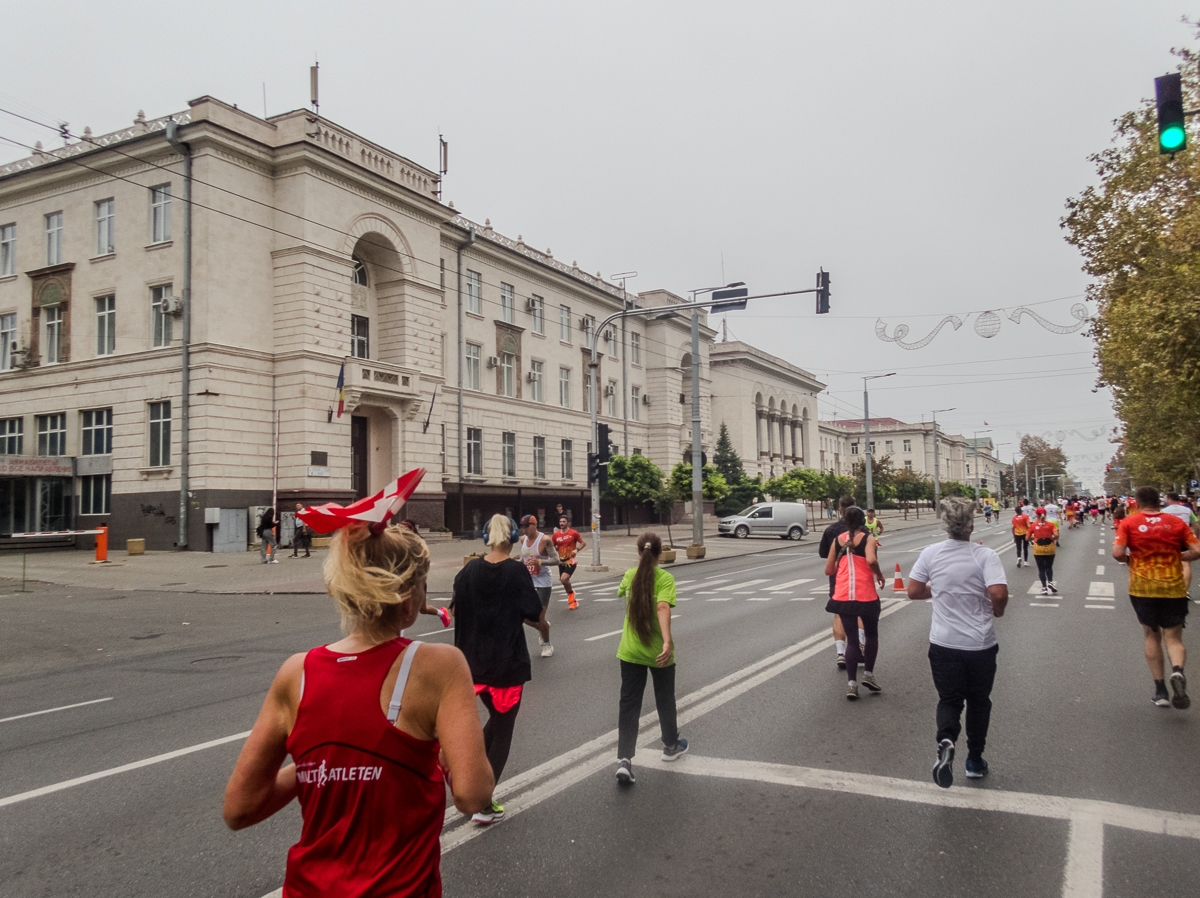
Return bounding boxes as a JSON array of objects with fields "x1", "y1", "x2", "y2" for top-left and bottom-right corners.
[{"x1": 690, "y1": 307, "x2": 703, "y2": 550}]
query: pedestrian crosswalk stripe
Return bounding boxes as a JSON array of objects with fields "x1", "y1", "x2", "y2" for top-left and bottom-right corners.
[
  {"x1": 765, "y1": 578, "x2": 814, "y2": 592},
  {"x1": 714, "y1": 579, "x2": 771, "y2": 592},
  {"x1": 1030, "y1": 602, "x2": 1060, "y2": 607},
  {"x1": 706, "y1": 597, "x2": 734, "y2": 602},
  {"x1": 1086, "y1": 596, "x2": 1113, "y2": 602},
  {"x1": 747, "y1": 597, "x2": 771, "y2": 601},
  {"x1": 789, "y1": 597, "x2": 815, "y2": 601},
  {"x1": 1085, "y1": 605, "x2": 1115, "y2": 610},
  {"x1": 1088, "y1": 581, "x2": 1114, "y2": 596}
]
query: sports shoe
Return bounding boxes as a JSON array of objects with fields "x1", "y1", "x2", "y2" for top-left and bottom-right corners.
[
  {"x1": 1170, "y1": 671, "x2": 1190, "y2": 709},
  {"x1": 268, "y1": 558, "x2": 279, "y2": 564},
  {"x1": 1153, "y1": 689, "x2": 1171, "y2": 708},
  {"x1": 661, "y1": 738, "x2": 689, "y2": 761},
  {"x1": 1016, "y1": 558, "x2": 1021, "y2": 568},
  {"x1": 1041, "y1": 586, "x2": 1049, "y2": 596},
  {"x1": 567, "y1": 592, "x2": 578, "y2": 610},
  {"x1": 860, "y1": 673, "x2": 882, "y2": 694},
  {"x1": 932, "y1": 739, "x2": 955, "y2": 789},
  {"x1": 540, "y1": 642, "x2": 554, "y2": 658},
  {"x1": 616, "y1": 759, "x2": 635, "y2": 784},
  {"x1": 965, "y1": 756, "x2": 989, "y2": 779},
  {"x1": 1048, "y1": 582, "x2": 1058, "y2": 595},
  {"x1": 846, "y1": 681, "x2": 859, "y2": 700},
  {"x1": 836, "y1": 653, "x2": 846, "y2": 670},
  {"x1": 471, "y1": 800, "x2": 505, "y2": 824}
]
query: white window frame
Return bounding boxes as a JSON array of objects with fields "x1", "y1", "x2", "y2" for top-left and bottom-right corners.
[
  {"x1": 559, "y1": 304, "x2": 571, "y2": 342},
  {"x1": 95, "y1": 198, "x2": 115, "y2": 256},
  {"x1": 530, "y1": 360, "x2": 544, "y2": 403},
  {"x1": 531, "y1": 295, "x2": 544, "y2": 335},
  {"x1": 96, "y1": 295, "x2": 115, "y2": 356},
  {"x1": 583, "y1": 315, "x2": 596, "y2": 350},
  {"x1": 903, "y1": 439, "x2": 912, "y2": 453},
  {"x1": 37, "y1": 412, "x2": 66, "y2": 457},
  {"x1": 630, "y1": 332, "x2": 641, "y2": 366},
  {"x1": 149, "y1": 401, "x2": 171, "y2": 467},
  {"x1": 351, "y1": 314, "x2": 369, "y2": 359},
  {"x1": 465, "y1": 270, "x2": 482, "y2": 315},
  {"x1": 151, "y1": 185, "x2": 172, "y2": 243},
  {"x1": 0, "y1": 312, "x2": 15, "y2": 371},
  {"x1": 81, "y1": 408, "x2": 113, "y2": 455},
  {"x1": 558, "y1": 367, "x2": 571, "y2": 408},
  {"x1": 465, "y1": 343, "x2": 481, "y2": 391},
  {"x1": 500, "y1": 351, "x2": 516, "y2": 398},
  {"x1": 500, "y1": 283, "x2": 515, "y2": 324},
  {"x1": 151, "y1": 285, "x2": 173, "y2": 347},
  {"x1": 533, "y1": 436, "x2": 546, "y2": 479},
  {"x1": 885, "y1": 440, "x2": 893, "y2": 454},
  {"x1": 466, "y1": 427, "x2": 483, "y2": 475},
  {"x1": 606, "y1": 379, "x2": 618, "y2": 417},
  {"x1": 0, "y1": 223, "x2": 14, "y2": 277},
  {"x1": 45, "y1": 212, "x2": 63, "y2": 266},
  {"x1": 631, "y1": 386, "x2": 641, "y2": 422},
  {"x1": 0, "y1": 417, "x2": 23, "y2": 454},
  {"x1": 851, "y1": 443, "x2": 859, "y2": 456},
  {"x1": 43, "y1": 305, "x2": 64, "y2": 364},
  {"x1": 501, "y1": 431, "x2": 516, "y2": 477},
  {"x1": 584, "y1": 371, "x2": 594, "y2": 413},
  {"x1": 561, "y1": 439, "x2": 573, "y2": 480}
]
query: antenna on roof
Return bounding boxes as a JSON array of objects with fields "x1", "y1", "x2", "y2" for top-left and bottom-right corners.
[
  {"x1": 436, "y1": 133, "x2": 448, "y2": 200},
  {"x1": 306, "y1": 61, "x2": 320, "y2": 138}
]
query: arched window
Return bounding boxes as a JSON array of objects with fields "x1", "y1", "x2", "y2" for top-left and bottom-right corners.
[{"x1": 351, "y1": 254, "x2": 369, "y2": 286}]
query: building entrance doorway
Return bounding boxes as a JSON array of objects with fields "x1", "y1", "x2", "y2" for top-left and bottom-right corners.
[{"x1": 351, "y1": 416, "x2": 369, "y2": 499}]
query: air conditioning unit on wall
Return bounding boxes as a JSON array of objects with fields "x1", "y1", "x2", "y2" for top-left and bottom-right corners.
[
  {"x1": 641, "y1": 394, "x2": 652, "y2": 405},
  {"x1": 526, "y1": 370, "x2": 538, "y2": 382},
  {"x1": 486, "y1": 356, "x2": 500, "y2": 368},
  {"x1": 163, "y1": 296, "x2": 185, "y2": 316},
  {"x1": 525, "y1": 297, "x2": 539, "y2": 311},
  {"x1": 603, "y1": 384, "x2": 615, "y2": 397}
]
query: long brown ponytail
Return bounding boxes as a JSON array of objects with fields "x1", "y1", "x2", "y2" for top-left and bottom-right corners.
[{"x1": 627, "y1": 531, "x2": 662, "y2": 643}]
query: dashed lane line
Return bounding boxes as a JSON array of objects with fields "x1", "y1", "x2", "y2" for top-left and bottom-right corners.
[
  {"x1": 0, "y1": 697, "x2": 113, "y2": 724},
  {"x1": 713, "y1": 579, "x2": 772, "y2": 592}
]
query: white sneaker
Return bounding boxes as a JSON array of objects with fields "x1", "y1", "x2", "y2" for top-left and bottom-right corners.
[{"x1": 540, "y1": 643, "x2": 554, "y2": 658}]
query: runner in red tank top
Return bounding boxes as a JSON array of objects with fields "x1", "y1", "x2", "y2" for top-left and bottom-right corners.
[{"x1": 224, "y1": 515, "x2": 494, "y2": 897}]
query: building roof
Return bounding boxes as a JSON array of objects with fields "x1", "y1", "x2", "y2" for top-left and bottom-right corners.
[
  {"x1": 709, "y1": 340, "x2": 825, "y2": 392},
  {"x1": 826, "y1": 417, "x2": 908, "y2": 430}
]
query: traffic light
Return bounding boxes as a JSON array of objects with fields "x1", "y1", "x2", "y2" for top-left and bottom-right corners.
[
  {"x1": 1155, "y1": 72, "x2": 1186, "y2": 155},
  {"x1": 587, "y1": 452, "x2": 601, "y2": 486},
  {"x1": 597, "y1": 423, "x2": 615, "y2": 463},
  {"x1": 816, "y1": 269, "x2": 831, "y2": 314}
]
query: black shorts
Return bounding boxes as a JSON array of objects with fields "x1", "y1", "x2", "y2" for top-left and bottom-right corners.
[
  {"x1": 1129, "y1": 595, "x2": 1189, "y2": 631},
  {"x1": 558, "y1": 562, "x2": 578, "y2": 578}
]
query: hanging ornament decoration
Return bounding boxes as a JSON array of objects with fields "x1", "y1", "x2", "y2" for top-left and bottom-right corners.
[
  {"x1": 1040, "y1": 428, "x2": 1104, "y2": 443},
  {"x1": 974, "y1": 310, "x2": 1002, "y2": 338},
  {"x1": 874, "y1": 316, "x2": 963, "y2": 350},
  {"x1": 875, "y1": 302, "x2": 1091, "y2": 348}
]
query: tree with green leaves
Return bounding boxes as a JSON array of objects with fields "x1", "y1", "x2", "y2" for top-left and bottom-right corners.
[
  {"x1": 718, "y1": 474, "x2": 766, "y2": 518},
  {"x1": 1013, "y1": 435, "x2": 1070, "y2": 501},
  {"x1": 669, "y1": 461, "x2": 730, "y2": 503},
  {"x1": 893, "y1": 467, "x2": 930, "y2": 518},
  {"x1": 713, "y1": 422, "x2": 745, "y2": 484},
  {"x1": 1062, "y1": 30, "x2": 1200, "y2": 485},
  {"x1": 601, "y1": 454, "x2": 664, "y2": 535},
  {"x1": 850, "y1": 455, "x2": 898, "y2": 507},
  {"x1": 648, "y1": 486, "x2": 679, "y2": 547}
]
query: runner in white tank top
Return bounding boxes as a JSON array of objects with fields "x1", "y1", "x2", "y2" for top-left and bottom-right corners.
[{"x1": 519, "y1": 515, "x2": 556, "y2": 657}]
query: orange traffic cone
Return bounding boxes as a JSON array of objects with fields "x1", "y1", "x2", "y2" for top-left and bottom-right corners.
[{"x1": 891, "y1": 563, "x2": 905, "y2": 592}]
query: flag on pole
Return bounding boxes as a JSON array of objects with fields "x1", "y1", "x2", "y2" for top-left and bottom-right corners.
[{"x1": 336, "y1": 361, "x2": 345, "y2": 418}]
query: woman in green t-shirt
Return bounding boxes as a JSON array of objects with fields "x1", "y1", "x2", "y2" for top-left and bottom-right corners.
[{"x1": 614, "y1": 531, "x2": 688, "y2": 785}]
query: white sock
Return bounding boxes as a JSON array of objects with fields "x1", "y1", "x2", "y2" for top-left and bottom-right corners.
[
  {"x1": 859, "y1": 629, "x2": 866, "y2": 645},
  {"x1": 835, "y1": 640, "x2": 846, "y2": 655}
]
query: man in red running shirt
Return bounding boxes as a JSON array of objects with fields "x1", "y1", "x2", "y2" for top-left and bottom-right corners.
[
  {"x1": 552, "y1": 515, "x2": 586, "y2": 609},
  {"x1": 1113, "y1": 485, "x2": 1200, "y2": 709}
]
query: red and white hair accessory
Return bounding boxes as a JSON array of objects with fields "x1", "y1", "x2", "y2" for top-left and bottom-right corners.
[{"x1": 297, "y1": 468, "x2": 426, "y2": 535}]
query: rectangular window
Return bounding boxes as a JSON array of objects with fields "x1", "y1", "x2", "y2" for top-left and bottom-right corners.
[
  {"x1": 43, "y1": 305, "x2": 64, "y2": 363},
  {"x1": 903, "y1": 439, "x2": 912, "y2": 452},
  {"x1": 561, "y1": 439, "x2": 573, "y2": 480},
  {"x1": 631, "y1": 386, "x2": 641, "y2": 422},
  {"x1": 151, "y1": 185, "x2": 171, "y2": 243},
  {"x1": 439, "y1": 258, "x2": 445, "y2": 289},
  {"x1": 95, "y1": 199, "x2": 115, "y2": 255},
  {"x1": 0, "y1": 312, "x2": 15, "y2": 371},
  {"x1": 351, "y1": 314, "x2": 370, "y2": 359},
  {"x1": 885, "y1": 440, "x2": 893, "y2": 453},
  {"x1": 530, "y1": 360, "x2": 544, "y2": 403},
  {"x1": 45, "y1": 212, "x2": 63, "y2": 266},
  {"x1": 149, "y1": 401, "x2": 171, "y2": 466},
  {"x1": 905, "y1": 460, "x2": 913, "y2": 470},
  {"x1": 96, "y1": 295, "x2": 116, "y2": 356},
  {"x1": 531, "y1": 295, "x2": 544, "y2": 334},
  {"x1": 583, "y1": 315, "x2": 596, "y2": 350},
  {"x1": 631, "y1": 332, "x2": 641, "y2": 365},
  {"x1": 465, "y1": 343, "x2": 481, "y2": 391},
  {"x1": 500, "y1": 282, "x2": 515, "y2": 324},
  {"x1": 533, "y1": 436, "x2": 546, "y2": 478},
  {"x1": 37, "y1": 413, "x2": 66, "y2": 457},
  {"x1": 606, "y1": 379, "x2": 618, "y2": 417},
  {"x1": 501, "y1": 432, "x2": 516, "y2": 477},
  {"x1": 79, "y1": 474, "x2": 111, "y2": 515},
  {"x1": 851, "y1": 443, "x2": 859, "y2": 456},
  {"x1": 870, "y1": 441, "x2": 876, "y2": 454},
  {"x1": 500, "y1": 351, "x2": 515, "y2": 398},
  {"x1": 81, "y1": 408, "x2": 113, "y2": 455},
  {"x1": 584, "y1": 371, "x2": 594, "y2": 413},
  {"x1": 559, "y1": 304, "x2": 571, "y2": 342},
  {"x1": 466, "y1": 427, "x2": 483, "y2": 475},
  {"x1": 0, "y1": 223, "x2": 14, "y2": 276},
  {"x1": 465, "y1": 269, "x2": 482, "y2": 315},
  {"x1": 606, "y1": 326, "x2": 618, "y2": 361},
  {"x1": 558, "y1": 367, "x2": 571, "y2": 408},
  {"x1": 151, "y1": 285, "x2": 174, "y2": 347},
  {"x1": 0, "y1": 417, "x2": 22, "y2": 454}
]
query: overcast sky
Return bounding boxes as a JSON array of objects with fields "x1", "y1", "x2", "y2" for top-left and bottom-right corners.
[{"x1": 2, "y1": 1, "x2": 1190, "y2": 491}]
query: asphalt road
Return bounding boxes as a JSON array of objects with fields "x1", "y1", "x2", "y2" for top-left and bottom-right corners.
[{"x1": 1, "y1": 519, "x2": 1198, "y2": 898}]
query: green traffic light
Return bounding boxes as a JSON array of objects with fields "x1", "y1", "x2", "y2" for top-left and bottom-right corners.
[{"x1": 1161, "y1": 124, "x2": 1186, "y2": 150}]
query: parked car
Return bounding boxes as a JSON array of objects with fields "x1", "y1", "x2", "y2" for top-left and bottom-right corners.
[{"x1": 718, "y1": 502, "x2": 808, "y2": 540}]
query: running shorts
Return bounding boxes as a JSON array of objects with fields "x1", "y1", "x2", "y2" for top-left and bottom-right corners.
[
  {"x1": 535, "y1": 586, "x2": 552, "y2": 607},
  {"x1": 1129, "y1": 595, "x2": 1189, "y2": 631},
  {"x1": 558, "y1": 562, "x2": 578, "y2": 578}
]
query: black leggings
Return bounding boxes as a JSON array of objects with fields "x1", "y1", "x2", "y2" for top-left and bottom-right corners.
[
  {"x1": 839, "y1": 607, "x2": 880, "y2": 680},
  {"x1": 479, "y1": 690, "x2": 522, "y2": 783},
  {"x1": 1034, "y1": 554, "x2": 1055, "y2": 586},
  {"x1": 1014, "y1": 535, "x2": 1028, "y2": 561}
]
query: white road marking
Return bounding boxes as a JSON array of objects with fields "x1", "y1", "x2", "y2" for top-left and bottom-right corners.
[
  {"x1": 1031, "y1": 602, "x2": 1061, "y2": 607},
  {"x1": 764, "y1": 577, "x2": 814, "y2": 592},
  {"x1": 789, "y1": 597, "x2": 815, "y2": 601},
  {"x1": 698, "y1": 579, "x2": 731, "y2": 587},
  {"x1": 1088, "y1": 582, "x2": 1114, "y2": 596},
  {"x1": 996, "y1": 542, "x2": 1014, "y2": 555},
  {"x1": 1085, "y1": 605, "x2": 1115, "y2": 610},
  {"x1": 1086, "y1": 596, "x2": 1114, "y2": 602},
  {"x1": 584, "y1": 629, "x2": 624, "y2": 641},
  {"x1": 1095, "y1": 565, "x2": 1105, "y2": 575},
  {"x1": 706, "y1": 597, "x2": 734, "y2": 602},
  {"x1": 0, "y1": 731, "x2": 251, "y2": 809},
  {"x1": 746, "y1": 597, "x2": 772, "y2": 602},
  {"x1": 0, "y1": 697, "x2": 113, "y2": 724},
  {"x1": 1098, "y1": 549, "x2": 1105, "y2": 555},
  {"x1": 714, "y1": 579, "x2": 771, "y2": 592},
  {"x1": 592, "y1": 597, "x2": 619, "y2": 602},
  {"x1": 1063, "y1": 813, "x2": 1105, "y2": 898}
]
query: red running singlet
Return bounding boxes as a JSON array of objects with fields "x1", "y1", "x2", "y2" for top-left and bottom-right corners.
[{"x1": 285, "y1": 637, "x2": 445, "y2": 898}]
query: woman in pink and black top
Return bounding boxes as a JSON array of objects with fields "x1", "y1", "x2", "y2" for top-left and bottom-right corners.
[
  {"x1": 223, "y1": 472, "x2": 494, "y2": 898},
  {"x1": 824, "y1": 506, "x2": 886, "y2": 700}
]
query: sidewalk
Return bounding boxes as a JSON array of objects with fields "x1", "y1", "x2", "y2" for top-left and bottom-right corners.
[{"x1": 0, "y1": 509, "x2": 938, "y2": 597}]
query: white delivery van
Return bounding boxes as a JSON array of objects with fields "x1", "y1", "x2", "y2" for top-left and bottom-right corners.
[{"x1": 718, "y1": 502, "x2": 808, "y2": 540}]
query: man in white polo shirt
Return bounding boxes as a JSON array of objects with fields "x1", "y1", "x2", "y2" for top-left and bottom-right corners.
[{"x1": 908, "y1": 497, "x2": 1009, "y2": 788}]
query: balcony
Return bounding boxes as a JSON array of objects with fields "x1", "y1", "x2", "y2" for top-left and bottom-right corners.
[{"x1": 342, "y1": 358, "x2": 424, "y2": 419}]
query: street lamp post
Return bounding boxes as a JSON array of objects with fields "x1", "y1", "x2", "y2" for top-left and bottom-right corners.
[
  {"x1": 611, "y1": 271, "x2": 637, "y2": 457},
  {"x1": 931, "y1": 408, "x2": 956, "y2": 508},
  {"x1": 862, "y1": 373, "x2": 895, "y2": 510},
  {"x1": 971, "y1": 429, "x2": 992, "y2": 504}
]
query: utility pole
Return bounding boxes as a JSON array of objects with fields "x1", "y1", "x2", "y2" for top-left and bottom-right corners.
[
  {"x1": 690, "y1": 307, "x2": 703, "y2": 549},
  {"x1": 612, "y1": 272, "x2": 636, "y2": 459},
  {"x1": 165, "y1": 121, "x2": 192, "y2": 549},
  {"x1": 931, "y1": 408, "x2": 955, "y2": 508},
  {"x1": 862, "y1": 373, "x2": 895, "y2": 510}
]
